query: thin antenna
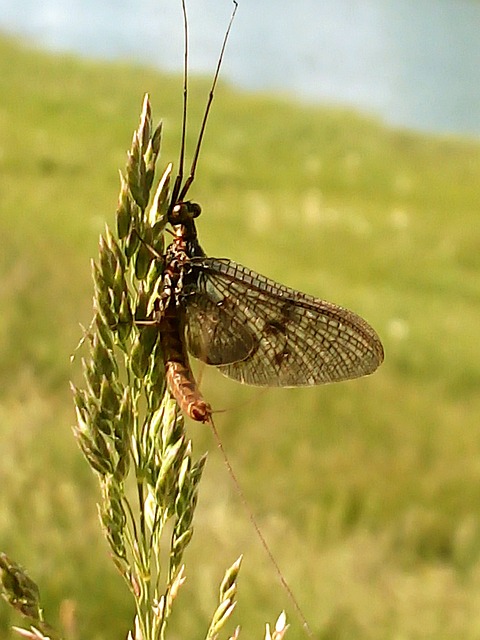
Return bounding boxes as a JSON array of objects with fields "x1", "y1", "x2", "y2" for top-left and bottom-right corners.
[
  {"x1": 170, "y1": 0, "x2": 190, "y2": 209},
  {"x1": 207, "y1": 414, "x2": 315, "y2": 639},
  {"x1": 178, "y1": 0, "x2": 238, "y2": 202}
]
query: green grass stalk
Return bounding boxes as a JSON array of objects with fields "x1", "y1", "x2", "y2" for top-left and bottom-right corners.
[{"x1": 0, "y1": 94, "x2": 286, "y2": 640}]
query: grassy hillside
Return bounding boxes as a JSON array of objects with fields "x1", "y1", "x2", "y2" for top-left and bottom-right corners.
[{"x1": 1, "y1": 34, "x2": 480, "y2": 639}]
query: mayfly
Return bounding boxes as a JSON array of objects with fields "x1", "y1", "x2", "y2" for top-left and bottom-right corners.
[{"x1": 157, "y1": 2, "x2": 384, "y2": 424}]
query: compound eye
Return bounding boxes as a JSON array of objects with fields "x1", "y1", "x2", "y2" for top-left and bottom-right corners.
[
  {"x1": 190, "y1": 202, "x2": 202, "y2": 218},
  {"x1": 170, "y1": 203, "x2": 188, "y2": 224},
  {"x1": 171, "y1": 203, "x2": 186, "y2": 222},
  {"x1": 170, "y1": 201, "x2": 201, "y2": 224}
]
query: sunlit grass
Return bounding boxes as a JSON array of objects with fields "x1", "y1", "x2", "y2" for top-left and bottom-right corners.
[{"x1": 1, "y1": 34, "x2": 480, "y2": 639}]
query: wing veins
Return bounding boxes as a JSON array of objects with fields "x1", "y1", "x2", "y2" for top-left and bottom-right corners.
[{"x1": 185, "y1": 257, "x2": 384, "y2": 386}]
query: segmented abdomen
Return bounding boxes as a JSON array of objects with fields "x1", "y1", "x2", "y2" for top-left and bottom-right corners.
[{"x1": 159, "y1": 301, "x2": 211, "y2": 423}]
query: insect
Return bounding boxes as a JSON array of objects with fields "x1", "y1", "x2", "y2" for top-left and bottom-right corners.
[{"x1": 155, "y1": 3, "x2": 384, "y2": 424}]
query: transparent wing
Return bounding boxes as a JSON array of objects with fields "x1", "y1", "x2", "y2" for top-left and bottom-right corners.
[
  {"x1": 184, "y1": 289, "x2": 254, "y2": 365},
  {"x1": 183, "y1": 257, "x2": 384, "y2": 387}
]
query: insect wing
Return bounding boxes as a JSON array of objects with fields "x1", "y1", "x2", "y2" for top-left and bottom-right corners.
[
  {"x1": 184, "y1": 257, "x2": 384, "y2": 387},
  {"x1": 183, "y1": 284, "x2": 255, "y2": 365}
]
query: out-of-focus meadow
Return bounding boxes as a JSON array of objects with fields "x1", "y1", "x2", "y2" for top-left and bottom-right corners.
[{"x1": 1, "y1": 34, "x2": 480, "y2": 640}]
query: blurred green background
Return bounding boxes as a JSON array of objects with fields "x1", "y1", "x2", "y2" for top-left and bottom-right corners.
[{"x1": 1, "y1": 34, "x2": 480, "y2": 640}]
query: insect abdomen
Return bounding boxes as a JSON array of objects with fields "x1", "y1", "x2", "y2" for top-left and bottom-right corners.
[{"x1": 160, "y1": 303, "x2": 211, "y2": 423}]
